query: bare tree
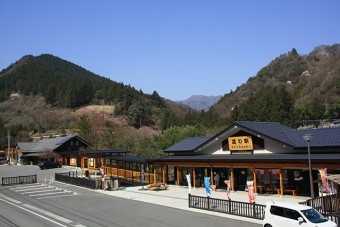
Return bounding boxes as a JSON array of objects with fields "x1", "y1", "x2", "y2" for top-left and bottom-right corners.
[{"x1": 39, "y1": 150, "x2": 60, "y2": 161}]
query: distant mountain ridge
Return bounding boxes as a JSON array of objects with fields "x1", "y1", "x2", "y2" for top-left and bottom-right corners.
[
  {"x1": 177, "y1": 95, "x2": 221, "y2": 111},
  {"x1": 210, "y1": 44, "x2": 340, "y2": 119}
]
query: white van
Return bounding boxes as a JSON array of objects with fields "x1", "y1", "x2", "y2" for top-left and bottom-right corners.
[{"x1": 263, "y1": 201, "x2": 336, "y2": 227}]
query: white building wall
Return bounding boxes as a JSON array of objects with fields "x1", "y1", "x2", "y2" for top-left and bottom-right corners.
[{"x1": 194, "y1": 134, "x2": 295, "y2": 155}]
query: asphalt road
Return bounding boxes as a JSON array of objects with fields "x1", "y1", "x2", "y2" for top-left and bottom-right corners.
[{"x1": 0, "y1": 165, "x2": 261, "y2": 227}]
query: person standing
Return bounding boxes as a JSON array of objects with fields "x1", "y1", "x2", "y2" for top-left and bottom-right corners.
[{"x1": 214, "y1": 173, "x2": 220, "y2": 188}]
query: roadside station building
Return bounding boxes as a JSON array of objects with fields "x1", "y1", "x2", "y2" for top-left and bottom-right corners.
[
  {"x1": 16, "y1": 135, "x2": 90, "y2": 165},
  {"x1": 153, "y1": 121, "x2": 340, "y2": 197}
]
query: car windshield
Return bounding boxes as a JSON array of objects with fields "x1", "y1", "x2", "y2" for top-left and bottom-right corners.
[{"x1": 301, "y1": 208, "x2": 328, "y2": 223}]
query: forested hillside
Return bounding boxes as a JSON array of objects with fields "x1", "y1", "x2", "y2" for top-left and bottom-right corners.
[
  {"x1": 0, "y1": 54, "x2": 192, "y2": 130},
  {"x1": 0, "y1": 44, "x2": 339, "y2": 157},
  {"x1": 210, "y1": 44, "x2": 340, "y2": 123}
]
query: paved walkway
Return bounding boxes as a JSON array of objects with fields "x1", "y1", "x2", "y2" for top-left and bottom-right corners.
[{"x1": 98, "y1": 184, "x2": 310, "y2": 225}]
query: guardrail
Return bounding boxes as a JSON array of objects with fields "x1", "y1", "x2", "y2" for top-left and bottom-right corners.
[
  {"x1": 2, "y1": 174, "x2": 37, "y2": 186},
  {"x1": 188, "y1": 194, "x2": 265, "y2": 220},
  {"x1": 300, "y1": 193, "x2": 340, "y2": 226},
  {"x1": 55, "y1": 172, "x2": 99, "y2": 189},
  {"x1": 300, "y1": 193, "x2": 340, "y2": 214}
]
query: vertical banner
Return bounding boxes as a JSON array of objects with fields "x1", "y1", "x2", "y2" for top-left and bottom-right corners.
[
  {"x1": 186, "y1": 174, "x2": 192, "y2": 194},
  {"x1": 100, "y1": 166, "x2": 105, "y2": 182},
  {"x1": 224, "y1": 180, "x2": 231, "y2": 200},
  {"x1": 247, "y1": 181, "x2": 255, "y2": 203},
  {"x1": 319, "y1": 168, "x2": 330, "y2": 194},
  {"x1": 204, "y1": 177, "x2": 211, "y2": 197},
  {"x1": 141, "y1": 169, "x2": 145, "y2": 184}
]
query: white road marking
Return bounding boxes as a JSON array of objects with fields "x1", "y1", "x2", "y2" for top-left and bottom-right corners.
[
  {"x1": 37, "y1": 194, "x2": 78, "y2": 200},
  {"x1": 22, "y1": 189, "x2": 61, "y2": 194},
  {"x1": 0, "y1": 198, "x2": 68, "y2": 227},
  {"x1": 9, "y1": 183, "x2": 79, "y2": 199},
  {"x1": 0, "y1": 193, "x2": 87, "y2": 227},
  {"x1": 15, "y1": 186, "x2": 51, "y2": 192},
  {"x1": 29, "y1": 191, "x2": 70, "y2": 197}
]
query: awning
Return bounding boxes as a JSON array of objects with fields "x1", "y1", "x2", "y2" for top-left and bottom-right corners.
[
  {"x1": 327, "y1": 174, "x2": 340, "y2": 185},
  {"x1": 81, "y1": 150, "x2": 130, "y2": 155},
  {"x1": 153, "y1": 153, "x2": 340, "y2": 163},
  {"x1": 21, "y1": 153, "x2": 42, "y2": 157}
]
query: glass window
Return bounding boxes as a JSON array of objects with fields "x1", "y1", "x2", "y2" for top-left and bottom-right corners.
[
  {"x1": 270, "y1": 206, "x2": 284, "y2": 217},
  {"x1": 302, "y1": 209, "x2": 328, "y2": 223},
  {"x1": 285, "y1": 208, "x2": 302, "y2": 220}
]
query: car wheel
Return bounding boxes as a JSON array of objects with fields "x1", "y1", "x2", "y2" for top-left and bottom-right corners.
[{"x1": 264, "y1": 224, "x2": 272, "y2": 227}]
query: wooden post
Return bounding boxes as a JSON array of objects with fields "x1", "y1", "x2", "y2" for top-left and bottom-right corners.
[
  {"x1": 279, "y1": 169, "x2": 284, "y2": 196},
  {"x1": 162, "y1": 165, "x2": 166, "y2": 184},
  {"x1": 253, "y1": 169, "x2": 257, "y2": 194},
  {"x1": 124, "y1": 162, "x2": 126, "y2": 179},
  {"x1": 177, "y1": 167, "x2": 180, "y2": 186},
  {"x1": 193, "y1": 166, "x2": 196, "y2": 188},
  {"x1": 153, "y1": 166, "x2": 157, "y2": 184},
  {"x1": 81, "y1": 153, "x2": 84, "y2": 176},
  {"x1": 132, "y1": 168, "x2": 134, "y2": 185},
  {"x1": 210, "y1": 167, "x2": 214, "y2": 185},
  {"x1": 231, "y1": 167, "x2": 235, "y2": 192}
]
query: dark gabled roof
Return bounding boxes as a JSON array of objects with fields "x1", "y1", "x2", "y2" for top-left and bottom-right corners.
[
  {"x1": 234, "y1": 121, "x2": 295, "y2": 145},
  {"x1": 234, "y1": 121, "x2": 340, "y2": 148},
  {"x1": 82, "y1": 149, "x2": 129, "y2": 154},
  {"x1": 155, "y1": 153, "x2": 340, "y2": 163},
  {"x1": 164, "y1": 137, "x2": 211, "y2": 153},
  {"x1": 17, "y1": 135, "x2": 90, "y2": 153},
  {"x1": 283, "y1": 127, "x2": 340, "y2": 148},
  {"x1": 164, "y1": 122, "x2": 295, "y2": 153},
  {"x1": 163, "y1": 121, "x2": 340, "y2": 154}
]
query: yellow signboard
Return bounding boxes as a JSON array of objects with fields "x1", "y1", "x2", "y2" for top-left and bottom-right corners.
[{"x1": 228, "y1": 136, "x2": 253, "y2": 151}]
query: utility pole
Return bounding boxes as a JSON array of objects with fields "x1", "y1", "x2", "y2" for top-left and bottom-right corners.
[{"x1": 7, "y1": 130, "x2": 10, "y2": 165}]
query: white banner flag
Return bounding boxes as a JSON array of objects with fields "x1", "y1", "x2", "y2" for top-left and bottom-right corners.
[{"x1": 186, "y1": 174, "x2": 192, "y2": 194}]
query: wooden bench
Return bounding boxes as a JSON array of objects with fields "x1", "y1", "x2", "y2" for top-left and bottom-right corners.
[{"x1": 276, "y1": 189, "x2": 297, "y2": 196}]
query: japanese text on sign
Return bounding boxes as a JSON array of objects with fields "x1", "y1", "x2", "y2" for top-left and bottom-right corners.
[{"x1": 228, "y1": 136, "x2": 253, "y2": 151}]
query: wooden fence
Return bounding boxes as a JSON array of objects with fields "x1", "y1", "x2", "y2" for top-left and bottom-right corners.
[
  {"x1": 300, "y1": 193, "x2": 340, "y2": 226},
  {"x1": 188, "y1": 194, "x2": 265, "y2": 220},
  {"x1": 55, "y1": 172, "x2": 100, "y2": 189},
  {"x1": 2, "y1": 174, "x2": 37, "y2": 186}
]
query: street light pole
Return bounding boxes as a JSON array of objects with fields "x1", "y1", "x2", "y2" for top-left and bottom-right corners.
[{"x1": 303, "y1": 134, "x2": 314, "y2": 199}]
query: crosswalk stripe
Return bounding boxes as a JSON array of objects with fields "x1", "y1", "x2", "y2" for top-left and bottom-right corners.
[
  {"x1": 9, "y1": 183, "x2": 80, "y2": 199},
  {"x1": 22, "y1": 189, "x2": 61, "y2": 194},
  {"x1": 30, "y1": 191, "x2": 72, "y2": 197},
  {"x1": 15, "y1": 186, "x2": 51, "y2": 192}
]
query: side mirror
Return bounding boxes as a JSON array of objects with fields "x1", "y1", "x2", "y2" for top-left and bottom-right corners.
[{"x1": 298, "y1": 217, "x2": 304, "y2": 224}]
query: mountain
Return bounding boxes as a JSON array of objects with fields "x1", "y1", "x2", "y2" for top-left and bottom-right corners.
[
  {"x1": 210, "y1": 44, "x2": 340, "y2": 122},
  {"x1": 0, "y1": 54, "x2": 192, "y2": 130},
  {"x1": 177, "y1": 95, "x2": 221, "y2": 111},
  {"x1": 0, "y1": 44, "x2": 339, "y2": 152}
]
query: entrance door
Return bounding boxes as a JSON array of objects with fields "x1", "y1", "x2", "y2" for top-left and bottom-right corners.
[
  {"x1": 234, "y1": 168, "x2": 248, "y2": 191},
  {"x1": 84, "y1": 158, "x2": 88, "y2": 168},
  {"x1": 213, "y1": 168, "x2": 229, "y2": 189}
]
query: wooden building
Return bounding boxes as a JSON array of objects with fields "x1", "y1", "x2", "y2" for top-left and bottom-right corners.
[
  {"x1": 16, "y1": 135, "x2": 90, "y2": 165},
  {"x1": 152, "y1": 121, "x2": 340, "y2": 197},
  {"x1": 80, "y1": 150, "x2": 156, "y2": 185}
]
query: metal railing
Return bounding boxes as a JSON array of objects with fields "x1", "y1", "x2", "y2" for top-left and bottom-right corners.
[
  {"x1": 300, "y1": 193, "x2": 340, "y2": 214},
  {"x1": 55, "y1": 172, "x2": 99, "y2": 189},
  {"x1": 188, "y1": 194, "x2": 265, "y2": 220},
  {"x1": 300, "y1": 193, "x2": 340, "y2": 226},
  {"x1": 2, "y1": 174, "x2": 37, "y2": 186}
]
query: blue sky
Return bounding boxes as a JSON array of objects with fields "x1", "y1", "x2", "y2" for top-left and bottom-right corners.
[{"x1": 1, "y1": 1, "x2": 339, "y2": 101}]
